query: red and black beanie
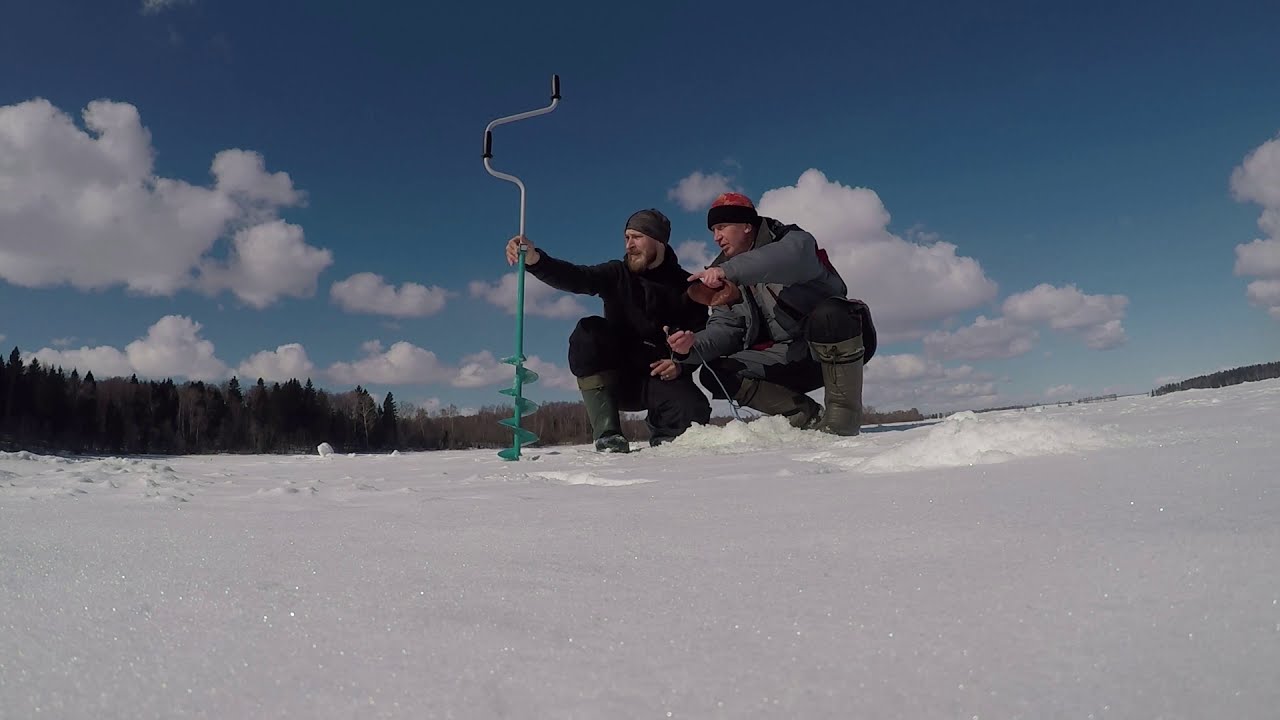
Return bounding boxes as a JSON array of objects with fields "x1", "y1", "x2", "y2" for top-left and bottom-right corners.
[{"x1": 706, "y1": 192, "x2": 760, "y2": 229}]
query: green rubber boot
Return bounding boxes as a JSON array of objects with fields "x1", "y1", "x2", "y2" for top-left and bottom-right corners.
[
  {"x1": 578, "y1": 372, "x2": 630, "y2": 453},
  {"x1": 809, "y1": 337, "x2": 865, "y2": 436}
]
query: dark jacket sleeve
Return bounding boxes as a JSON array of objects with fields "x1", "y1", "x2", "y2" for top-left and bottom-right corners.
[{"x1": 525, "y1": 250, "x2": 623, "y2": 297}]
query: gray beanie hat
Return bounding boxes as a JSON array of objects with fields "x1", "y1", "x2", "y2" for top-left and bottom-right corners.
[{"x1": 625, "y1": 208, "x2": 671, "y2": 244}]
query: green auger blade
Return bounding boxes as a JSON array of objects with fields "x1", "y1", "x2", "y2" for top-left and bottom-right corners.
[
  {"x1": 496, "y1": 395, "x2": 539, "y2": 416},
  {"x1": 502, "y1": 356, "x2": 540, "y2": 380},
  {"x1": 498, "y1": 420, "x2": 539, "y2": 444},
  {"x1": 499, "y1": 381, "x2": 540, "y2": 400}
]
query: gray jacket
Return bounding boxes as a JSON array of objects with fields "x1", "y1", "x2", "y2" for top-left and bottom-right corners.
[{"x1": 679, "y1": 218, "x2": 847, "y2": 365}]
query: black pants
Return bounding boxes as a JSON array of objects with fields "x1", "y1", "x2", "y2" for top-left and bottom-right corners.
[
  {"x1": 569, "y1": 316, "x2": 711, "y2": 441},
  {"x1": 699, "y1": 297, "x2": 865, "y2": 400}
]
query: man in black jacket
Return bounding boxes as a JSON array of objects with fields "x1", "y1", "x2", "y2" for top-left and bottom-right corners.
[{"x1": 503, "y1": 209, "x2": 711, "y2": 452}]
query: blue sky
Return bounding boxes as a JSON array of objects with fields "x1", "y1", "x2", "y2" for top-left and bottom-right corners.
[{"x1": 2, "y1": 0, "x2": 1279, "y2": 415}]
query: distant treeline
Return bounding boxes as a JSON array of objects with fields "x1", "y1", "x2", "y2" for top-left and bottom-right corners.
[
  {"x1": 0, "y1": 348, "x2": 921, "y2": 456},
  {"x1": 1151, "y1": 361, "x2": 1280, "y2": 397}
]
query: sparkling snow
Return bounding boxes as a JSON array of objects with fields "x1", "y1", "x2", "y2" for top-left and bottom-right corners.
[{"x1": 2, "y1": 380, "x2": 1278, "y2": 718}]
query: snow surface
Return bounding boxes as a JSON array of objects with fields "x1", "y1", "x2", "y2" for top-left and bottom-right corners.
[{"x1": 2, "y1": 380, "x2": 1279, "y2": 718}]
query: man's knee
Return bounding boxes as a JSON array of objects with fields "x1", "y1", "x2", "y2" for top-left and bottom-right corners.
[
  {"x1": 646, "y1": 376, "x2": 711, "y2": 436},
  {"x1": 697, "y1": 359, "x2": 748, "y2": 400},
  {"x1": 569, "y1": 316, "x2": 610, "y2": 347},
  {"x1": 568, "y1": 316, "x2": 616, "y2": 377},
  {"x1": 806, "y1": 298, "x2": 863, "y2": 344}
]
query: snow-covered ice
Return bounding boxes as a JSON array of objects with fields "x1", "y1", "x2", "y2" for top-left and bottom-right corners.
[{"x1": 2, "y1": 379, "x2": 1278, "y2": 718}]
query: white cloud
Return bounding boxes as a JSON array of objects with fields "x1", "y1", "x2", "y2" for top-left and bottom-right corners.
[
  {"x1": 452, "y1": 351, "x2": 511, "y2": 389},
  {"x1": 864, "y1": 353, "x2": 940, "y2": 383},
  {"x1": 674, "y1": 240, "x2": 716, "y2": 271},
  {"x1": 1231, "y1": 133, "x2": 1280, "y2": 209},
  {"x1": 196, "y1": 220, "x2": 332, "y2": 308},
  {"x1": 1002, "y1": 284, "x2": 1129, "y2": 350},
  {"x1": 520, "y1": 356, "x2": 578, "y2": 392},
  {"x1": 237, "y1": 343, "x2": 316, "y2": 383},
  {"x1": 469, "y1": 272, "x2": 588, "y2": 319},
  {"x1": 210, "y1": 149, "x2": 303, "y2": 210},
  {"x1": 30, "y1": 315, "x2": 227, "y2": 381},
  {"x1": 1082, "y1": 320, "x2": 1126, "y2": 351},
  {"x1": 51, "y1": 337, "x2": 76, "y2": 348},
  {"x1": 125, "y1": 316, "x2": 228, "y2": 380},
  {"x1": 756, "y1": 170, "x2": 998, "y2": 340},
  {"x1": 1230, "y1": 132, "x2": 1280, "y2": 319},
  {"x1": 326, "y1": 341, "x2": 453, "y2": 386},
  {"x1": 1245, "y1": 279, "x2": 1280, "y2": 307},
  {"x1": 860, "y1": 352, "x2": 998, "y2": 412},
  {"x1": 1045, "y1": 384, "x2": 1075, "y2": 398},
  {"x1": 141, "y1": 0, "x2": 194, "y2": 13},
  {"x1": 0, "y1": 98, "x2": 329, "y2": 307},
  {"x1": 1234, "y1": 238, "x2": 1280, "y2": 277},
  {"x1": 450, "y1": 350, "x2": 577, "y2": 391},
  {"x1": 668, "y1": 171, "x2": 737, "y2": 212},
  {"x1": 922, "y1": 315, "x2": 1038, "y2": 361},
  {"x1": 940, "y1": 382, "x2": 997, "y2": 399},
  {"x1": 361, "y1": 340, "x2": 384, "y2": 355},
  {"x1": 31, "y1": 345, "x2": 133, "y2": 378},
  {"x1": 330, "y1": 272, "x2": 450, "y2": 318}
]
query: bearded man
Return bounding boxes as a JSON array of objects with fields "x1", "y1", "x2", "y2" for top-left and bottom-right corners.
[{"x1": 503, "y1": 209, "x2": 711, "y2": 452}]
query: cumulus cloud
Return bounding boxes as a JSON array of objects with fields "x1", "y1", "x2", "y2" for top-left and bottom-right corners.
[
  {"x1": 196, "y1": 220, "x2": 332, "y2": 308},
  {"x1": 674, "y1": 240, "x2": 717, "y2": 270},
  {"x1": 330, "y1": 272, "x2": 450, "y2": 318},
  {"x1": 414, "y1": 398, "x2": 443, "y2": 414},
  {"x1": 326, "y1": 342, "x2": 453, "y2": 386},
  {"x1": 756, "y1": 170, "x2": 998, "y2": 340},
  {"x1": 451, "y1": 350, "x2": 577, "y2": 391},
  {"x1": 668, "y1": 171, "x2": 738, "y2": 212},
  {"x1": 452, "y1": 350, "x2": 511, "y2": 389},
  {"x1": 1229, "y1": 132, "x2": 1280, "y2": 319},
  {"x1": 0, "y1": 98, "x2": 329, "y2": 307},
  {"x1": 237, "y1": 343, "x2": 316, "y2": 383},
  {"x1": 31, "y1": 345, "x2": 134, "y2": 379},
  {"x1": 860, "y1": 353, "x2": 998, "y2": 412},
  {"x1": 323, "y1": 342, "x2": 577, "y2": 391},
  {"x1": 30, "y1": 315, "x2": 227, "y2": 381},
  {"x1": 1234, "y1": 238, "x2": 1280, "y2": 278},
  {"x1": 1001, "y1": 284, "x2": 1129, "y2": 350},
  {"x1": 523, "y1": 355, "x2": 578, "y2": 391},
  {"x1": 468, "y1": 272, "x2": 588, "y2": 319},
  {"x1": 922, "y1": 315, "x2": 1038, "y2": 361}
]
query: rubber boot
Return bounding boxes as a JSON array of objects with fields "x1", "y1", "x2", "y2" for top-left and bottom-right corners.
[
  {"x1": 578, "y1": 372, "x2": 630, "y2": 453},
  {"x1": 734, "y1": 377, "x2": 821, "y2": 429},
  {"x1": 809, "y1": 337, "x2": 865, "y2": 436}
]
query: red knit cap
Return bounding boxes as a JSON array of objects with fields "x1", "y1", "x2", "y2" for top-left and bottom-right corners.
[{"x1": 707, "y1": 192, "x2": 760, "y2": 229}]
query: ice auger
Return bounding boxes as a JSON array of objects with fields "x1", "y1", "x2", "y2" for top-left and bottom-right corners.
[{"x1": 483, "y1": 74, "x2": 561, "y2": 460}]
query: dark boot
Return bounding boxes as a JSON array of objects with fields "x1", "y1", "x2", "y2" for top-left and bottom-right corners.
[
  {"x1": 578, "y1": 372, "x2": 630, "y2": 453},
  {"x1": 734, "y1": 377, "x2": 821, "y2": 429},
  {"x1": 810, "y1": 338, "x2": 864, "y2": 436}
]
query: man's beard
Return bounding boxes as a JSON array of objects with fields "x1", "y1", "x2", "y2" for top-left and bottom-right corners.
[{"x1": 626, "y1": 249, "x2": 655, "y2": 272}]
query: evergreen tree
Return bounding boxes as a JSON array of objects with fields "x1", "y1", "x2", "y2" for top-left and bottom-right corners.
[{"x1": 379, "y1": 392, "x2": 399, "y2": 449}]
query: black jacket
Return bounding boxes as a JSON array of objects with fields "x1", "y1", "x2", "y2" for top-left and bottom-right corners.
[{"x1": 527, "y1": 245, "x2": 709, "y2": 364}]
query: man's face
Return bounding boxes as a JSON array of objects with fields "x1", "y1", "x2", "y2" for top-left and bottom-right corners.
[
  {"x1": 624, "y1": 229, "x2": 664, "y2": 271},
  {"x1": 712, "y1": 222, "x2": 754, "y2": 259}
]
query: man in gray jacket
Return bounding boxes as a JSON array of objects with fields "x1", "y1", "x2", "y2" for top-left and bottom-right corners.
[{"x1": 666, "y1": 192, "x2": 874, "y2": 435}]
